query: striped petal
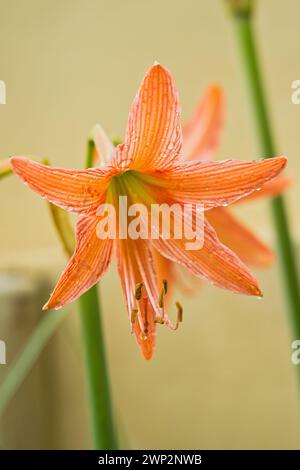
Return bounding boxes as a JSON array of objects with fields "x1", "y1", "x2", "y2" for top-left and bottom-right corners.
[
  {"x1": 112, "y1": 63, "x2": 183, "y2": 172},
  {"x1": 183, "y1": 85, "x2": 223, "y2": 162},
  {"x1": 44, "y1": 215, "x2": 113, "y2": 310},
  {"x1": 151, "y1": 217, "x2": 262, "y2": 297},
  {"x1": 116, "y1": 237, "x2": 159, "y2": 360},
  {"x1": 206, "y1": 207, "x2": 274, "y2": 266},
  {"x1": 92, "y1": 124, "x2": 114, "y2": 166},
  {"x1": 141, "y1": 156, "x2": 287, "y2": 209},
  {"x1": 11, "y1": 157, "x2": 113, "y2": 214},
  {"x1": 234, "y1": 175, "x2": 291, "y2": 205}
]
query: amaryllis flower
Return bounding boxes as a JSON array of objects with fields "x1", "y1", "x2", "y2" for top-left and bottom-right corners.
[{"x1": 11, "y1": 63, "x2": 286, "y2": 359}]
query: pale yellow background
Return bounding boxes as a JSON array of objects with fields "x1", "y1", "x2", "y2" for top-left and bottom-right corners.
[{"x1": 1, "y1": 0, "x2": 300, "y2": 449}]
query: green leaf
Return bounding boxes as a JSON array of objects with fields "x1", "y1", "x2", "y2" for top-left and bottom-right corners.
[{"x1": 0, "y1": 309, "x2": 69, "y2": 416}]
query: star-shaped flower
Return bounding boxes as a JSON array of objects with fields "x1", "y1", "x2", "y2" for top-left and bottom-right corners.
[{"x1": 11, "y1": 64, "x2": 286, "y2": 359}]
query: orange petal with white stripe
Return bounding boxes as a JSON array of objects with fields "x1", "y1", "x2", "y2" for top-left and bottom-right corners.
[
  {"x1": 91, "y1": 124, "x2": 114, "y2": 166},
  {"x1": 142, "y1": 156, "x2": 287, "y2": 209},
  {"x1": 116, "y1": 237, "x2": 159, "y2": 360},
  {"x1": 43, "y1": 215, "x2": 114, "y2": 310},
  {"x1": 11, "y1": 157, "x2": 113, "y2": 214},
  {"x1": 183, "y1": 85, "x2": 223, "y2": 162},
  {"x1": 112, "y1": 63, "x2": 183, "y2": 172},
  {"x1": 151, "y1": 217, "x2": 262, "y2": 297},
  {"x1": 206, "y1": 207, "x2": 274, "y2": 266},
  {"x1": 234, "y1": 175, "x2": 291, "y2": 205}
]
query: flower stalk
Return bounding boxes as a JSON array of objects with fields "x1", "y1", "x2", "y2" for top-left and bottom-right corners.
[
  {"x1": 78, "y1": 139, "x2": 117, "y2": 449},
  {"x1": 228, "y1": 4, "x2": 300, "y2": 375},
  {"x1": 0, "y1": 159, "x2": 12, "y2": 179}
]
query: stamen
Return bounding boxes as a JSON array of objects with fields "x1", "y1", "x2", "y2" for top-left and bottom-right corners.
[
  {"x1": 139, "y1": 331, "x2": 148, "y2": 341},
  {"x1": 130, "y1": 308, "x2": 138, "y2": 334},
  {"x1": 165, "y1": 301, "x2": 183, "y2": 331},
  {"x1": 131, "y1": 308, "x2": 138, "y2": 324},
  {"x1": 155, "y1": 316, "x2": 165, "y2": 325},
  {"x1": 158, "y1": 279, "x2": 168, "y2": 308},
  {"x1": 155, "y1": 287, "x2": 184, "y2": 332},
  {"x1": 135, "y1": 282, "x2": 143, "y2": 300},
  {"x1": 134, "y1": 286, "x2": 149, "y2": 340},
  {"x1": 176, "y1": 301, "x2": 183, "y2": 324},
  {"x1": 143, "y1": 298, "x2": 149, "y2": 336}
]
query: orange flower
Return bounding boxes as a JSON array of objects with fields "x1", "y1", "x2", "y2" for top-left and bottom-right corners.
[{"x1": 11, "y1": 64, "x2": 287, "y2": 359}]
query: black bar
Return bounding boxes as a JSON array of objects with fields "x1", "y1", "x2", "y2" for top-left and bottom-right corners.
[{"x1": 0, "y1": 450, "x2": 300, "y2": 466}]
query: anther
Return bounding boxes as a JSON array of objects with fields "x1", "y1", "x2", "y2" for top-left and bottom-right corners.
[
  {"x1": 143, "y1": 298, "x2": 149, "y2": 336},
  {"x1": 135, "y1": 282, "x2": 143, "y2": 300},
  {"x1": 155, "y1": 316, "x2": 164, "y2": 325},
  {"x1": 131, "y1": 308, "x2": 138, "y2": 324},
  {"x1": 158, "y1": 279, "x2": 168, "y2": 309},
  {"x1": 139, "y1": 332, "x2": 148, "y2": 341},
  {"x1": 176, "y1": 301, "x2": 183, "y2": 324}
]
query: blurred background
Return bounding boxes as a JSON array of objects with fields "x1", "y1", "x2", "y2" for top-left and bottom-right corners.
[{"x1": 1, "y1": 0, "x2": 300, "y2": 449}]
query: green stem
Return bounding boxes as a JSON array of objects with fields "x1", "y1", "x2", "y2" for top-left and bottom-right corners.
[
  {"x1": 79, "y1": 139, "x2": 117, "y2": 449},
  {"x1": 79, "y1": 287, "x2": 116, "y2": 449},
  {"x1": 230, "y1": 14, "x2": 300, "y2": 352},
  {"x1": 85, "y1": 139, "x2": 95, "y2": 168}
]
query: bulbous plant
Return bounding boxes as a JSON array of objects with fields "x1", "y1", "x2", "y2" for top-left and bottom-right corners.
[
  {"x1": 11, "y1": 63, "x2": 286, "y2": 359},
  {"x1": 0, "y1": 58, "x2": 292, "y2": 451}
]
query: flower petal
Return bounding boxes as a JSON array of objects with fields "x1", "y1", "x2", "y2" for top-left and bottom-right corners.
[
  {"x1": 153, "y1": 249, "x2": 175, "y2": 307},
  {"x1": 44, "y1": 215, "x2": 113, "y2": 310},
  {"x1": 150, "y1": 215, "x2": 262, "y2": 297},
  {"x1": 122, "y1": 171, "x2": 262, "y2": 295},
  {"x1": 116, "y1": 237, "x2": 159, "y2": 360},
  {"x1": 11, "y1": 157, "x2": 113, "y2": 214},
  {"x1": 92, "y1": 124, "x2": 114, "y2": 166},
  {"x1": 133, "y1": 303, "x2": 156, "y2": 361},
  {"x1": 206, "y1": 207, "x2": 274, "y2": 266},
  {"x1": 183, "y1": 85, "x2": 223, "y2": 162},
  {"x1": 141, "y1": 156, "x2": 287, "y2": 209},
  {"x1": 233, "y1": 175, "x2": 291, "y2": 205},
  {"x1": 112, "y1": 63, "x2": 183, "y2": 172}
]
